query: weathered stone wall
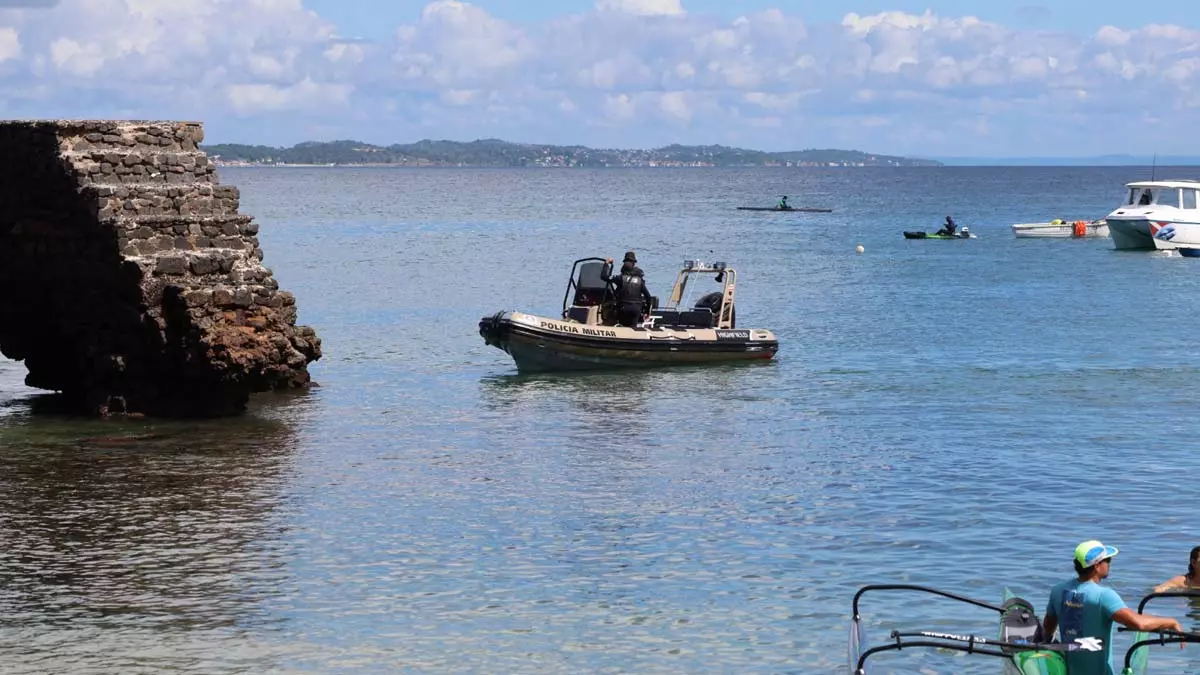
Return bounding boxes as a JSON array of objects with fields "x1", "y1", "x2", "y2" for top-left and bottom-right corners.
[{"x1": 0, "y1": 120, "x2": 321, "y2": 417}]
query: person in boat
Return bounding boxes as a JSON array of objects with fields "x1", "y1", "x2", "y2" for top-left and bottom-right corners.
[
  {"x1": 1042, "y1": 540, "x2": 1182, "y2": 675},
  {"x1": 604, "y1": 251, "x2": 653, "y2": 328},
  {"x1": 778, "y1": 196, "x2": 789, "y2": 210},
  {"x1": 936, "y1": 216, "x2": 957, "y2": 236},
  {"x1": 1153, "y1": 545, "x2": 1200, "y2": 592},
  {"x1": 1138, "y1": 189, "x2": 1153, "y2": 205}
]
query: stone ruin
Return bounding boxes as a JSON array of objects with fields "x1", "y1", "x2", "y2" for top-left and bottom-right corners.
[{"x1": 0, "y1": 120, "x2": 321, "y2": 417}]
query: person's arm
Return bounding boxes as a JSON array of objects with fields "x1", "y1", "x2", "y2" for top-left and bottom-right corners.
[
  {"x1": 1042, "y1": 592, "x2": 1058, "y2": 640},
  {"x1": 1112, "y1": 608, "x2": 1182, "y2": 633},
  {"x1": 1153, "y1": 576, "x2": 1185, "y2": 593},
  {"x1": 1042, "y1": 614, "x2": 1058, "y2": 641}
]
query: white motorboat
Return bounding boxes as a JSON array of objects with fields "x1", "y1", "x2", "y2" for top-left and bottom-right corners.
[
  {"x1": 1105, "y1": 180, "x2": 1200, "y2": 250},
  {"x1": 1010, "y1": 219, "x2": 1109, "y2": 238}
]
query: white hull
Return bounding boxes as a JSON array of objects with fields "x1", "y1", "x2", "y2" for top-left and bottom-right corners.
[
  {"x1": 1152, "y1": 236, "x2": 1177, "y2": 251},
  {"x1": 1148, "y1": 221, "x2": 1200, "y2": 251},
  {"x1": 1011, "y1": 221, "x2": 1109, "y2": 238},
  {"x1": 1107, "y1": 218, "x2": 1158, "y2": 250}
]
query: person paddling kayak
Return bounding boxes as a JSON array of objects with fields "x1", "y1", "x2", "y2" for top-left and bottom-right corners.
[{"x1": 778, "y1": 196, "x2": 789, "y2": 210}]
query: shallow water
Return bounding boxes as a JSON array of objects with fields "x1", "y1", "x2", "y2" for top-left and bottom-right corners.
[{"x1": 2, "y1": 166, "x2": 1199, "y2": 673}]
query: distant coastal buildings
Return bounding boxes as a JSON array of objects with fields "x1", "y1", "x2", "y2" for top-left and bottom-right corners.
[{"x1": 205, "y1": 139, "x2": 940, "y2": 168}]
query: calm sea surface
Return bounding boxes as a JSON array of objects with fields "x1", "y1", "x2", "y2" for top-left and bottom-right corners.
[{"x1": 2, "y1": 166, "x2": 1200, "y2": 674}]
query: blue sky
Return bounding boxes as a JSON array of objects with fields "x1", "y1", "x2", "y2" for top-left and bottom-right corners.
[
  {"x1": 0, "y1": 0, "x2": 1198, "y2": 158},
  {"x1": 305, "y1": 0, "x2": 1199, "y2": 39}
]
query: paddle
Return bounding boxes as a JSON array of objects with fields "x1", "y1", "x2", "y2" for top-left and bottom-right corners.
[{"x1": 892, "y1": 630, "x2": 1103, "y2": 653}]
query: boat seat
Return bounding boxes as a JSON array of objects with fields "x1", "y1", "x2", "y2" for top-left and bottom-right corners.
[
  {"x1": 676, "y1": 308, "x2": 714, "y2": 328},
  {"x1": 566, "y1": 305, "x2": 600, "y2": 325},
  {"x1": 650, "y1": 308, "x2": 713, "y2": 328},
  {"x1": 649, "y1": 308, "x2": 681, "y2": 326}
]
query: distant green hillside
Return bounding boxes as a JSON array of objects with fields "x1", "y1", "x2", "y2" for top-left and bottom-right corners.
[{"x1": 202, "y1": 138, "x2": 941, "y2": 168}]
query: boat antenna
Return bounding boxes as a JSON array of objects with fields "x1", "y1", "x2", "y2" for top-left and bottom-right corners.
[{"x1": 1151, "y1": 153, "x2": 1156, "y2": 181}]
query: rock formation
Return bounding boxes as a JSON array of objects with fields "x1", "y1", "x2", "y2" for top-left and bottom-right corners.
[{"x1": 0, "y1": 120, "x2": 321, "y2": 417}]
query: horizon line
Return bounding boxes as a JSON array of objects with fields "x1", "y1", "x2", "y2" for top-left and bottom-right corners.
[{"x1": 202, "y1": 138, "x2": 1200, "y2": 164}]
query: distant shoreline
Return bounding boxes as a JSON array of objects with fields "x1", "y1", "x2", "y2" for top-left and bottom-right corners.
[
  {"x1": 202, "y1": 138, "x2": 941, "y2": 168},
  {"x1": 211, "y1": 162, "x2": 925, "y2": 168},
  {"x1": 211, "y1": 161, "x2": 1200, "y2": 169}
]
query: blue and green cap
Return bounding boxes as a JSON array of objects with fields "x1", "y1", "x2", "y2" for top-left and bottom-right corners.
[{"x1": 1074, "y1": 540, "x2": 1119, "y2": 568}]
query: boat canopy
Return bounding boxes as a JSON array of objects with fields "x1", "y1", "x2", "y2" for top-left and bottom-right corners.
[{"x1": 1124, "y1": 181, "x2": 1200, "y2": 209}]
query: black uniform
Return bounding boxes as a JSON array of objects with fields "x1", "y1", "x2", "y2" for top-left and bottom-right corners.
[{"x1": 613, "y1": 267, "x2": 652, "y2": 327}]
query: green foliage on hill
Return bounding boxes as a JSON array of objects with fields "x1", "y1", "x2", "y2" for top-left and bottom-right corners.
[{"x1": 203, "y1": 139, "x2": 941, "y2": 167}]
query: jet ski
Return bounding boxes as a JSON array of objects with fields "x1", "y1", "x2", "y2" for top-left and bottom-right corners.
[{"x1": 903, "y1": 226, "x2": 976, "y2": 239}]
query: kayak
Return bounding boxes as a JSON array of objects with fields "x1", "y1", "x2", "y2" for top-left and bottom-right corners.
[
  {"x1": 904, "y1": 229, "x2": 976, "y2": 239},
  {"x1": 736, "y1": 206, "x2": 833, "y2": 213},
  {"x1": 849, "y1": 584, "x2": 1090, "y2": 674},
  {"x1": 851, "y1": 585, "x2": 1200, "y2": 675}
]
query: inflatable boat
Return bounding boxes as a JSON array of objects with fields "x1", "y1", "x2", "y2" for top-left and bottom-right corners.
[{"x1": 478, "y1": 258, "x2": 779, "y2": 372}]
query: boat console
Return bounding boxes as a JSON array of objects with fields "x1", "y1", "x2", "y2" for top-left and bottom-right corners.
[{"x1": 560, "y1": 257, "x2": 737, "y2": 329}]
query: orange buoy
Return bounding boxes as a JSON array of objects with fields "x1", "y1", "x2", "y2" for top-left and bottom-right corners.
[{"x1": 1073, "y1": 221, "x2": 1088, "y2": 237}]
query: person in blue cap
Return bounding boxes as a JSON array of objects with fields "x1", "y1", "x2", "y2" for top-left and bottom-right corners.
[{"x1": 1042, "y1": 540, "x2": 1181, "y2": 675}]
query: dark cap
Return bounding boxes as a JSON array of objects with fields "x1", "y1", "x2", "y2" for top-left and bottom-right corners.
[{"x1": 623, "y1": 251, "x2": 637, "y2": 263}]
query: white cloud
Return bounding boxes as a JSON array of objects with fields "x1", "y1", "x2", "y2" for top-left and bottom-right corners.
[
  {"x1": 226, "y1": 78, "x2": 352, "y2": 115},
  {"x1": 659, "y1": 90, "x2": 690, "y2": 122},
  {"x1": 324, "y1": 41, "x2": 365, "y2": 64},
  {"x1": 0, "y1": 2, "x2": 1198, "y2": 155},
  {"x1": 1094, "y1": 25, "x2": 1130, "y2": 47},
  {"x1": 0, "y1": 27, "x2": 20, "y2": 62},
  {"x1": 595, "y1": 0, "x2": 685, "y2": 17},
  {"x1": 390, "y1": 0, "x2": 531, "y2": 86},
  {"x1": 842, "y1": 10, "x2": 938, "y2": 35},
  {"x1": 604, "y1": 93, "x2": 636, "y2": 120},
  {"x1": 440, "y1": 88, "x2": 474, "y2": 105},
  {"x1": 49, "y1": 37, "x2": 100, "y2": 74}
]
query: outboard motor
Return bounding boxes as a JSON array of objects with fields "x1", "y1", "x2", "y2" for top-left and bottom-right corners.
[{"x1": 695, "y1": 292, "x2": 735, "y2": 328}]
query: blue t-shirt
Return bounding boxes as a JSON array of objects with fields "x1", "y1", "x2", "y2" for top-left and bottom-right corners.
[{"x1": 1045, "y1": 578, "x2": 1127, "y2": 675}]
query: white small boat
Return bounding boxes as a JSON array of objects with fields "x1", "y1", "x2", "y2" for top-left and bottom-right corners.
[{"x1": 1010, "y1": 219, "x2": 1109, "y2": 238}]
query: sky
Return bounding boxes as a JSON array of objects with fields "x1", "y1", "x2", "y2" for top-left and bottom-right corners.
[{"x1": 0, "y1": 0, "x2": 1198, "y2": 158}]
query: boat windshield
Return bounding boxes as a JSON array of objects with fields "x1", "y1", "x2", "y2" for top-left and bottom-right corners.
[{"x1": 1127, "y1": 187, "x2": 1176, "y2": 207}]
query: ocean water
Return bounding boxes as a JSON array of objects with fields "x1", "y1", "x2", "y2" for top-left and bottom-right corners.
[{"x1": 2, "y1": 165, "x2": 1200, "y2": 674}]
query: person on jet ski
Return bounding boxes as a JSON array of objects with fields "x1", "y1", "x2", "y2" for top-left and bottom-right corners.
[
  {"x1": 604, "y1": 251, "x2": 653, "y2": 328},
  {"x1": 936, "y1": 216, "x2": 957, "y2": 236},
  {"x1": 778, "y1": 196, "x2": 790, "y2": 210}
]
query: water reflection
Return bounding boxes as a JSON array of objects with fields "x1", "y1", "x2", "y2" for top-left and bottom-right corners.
[{"x1": 0, "y1": 398, "x2": 306, "y2": 673}]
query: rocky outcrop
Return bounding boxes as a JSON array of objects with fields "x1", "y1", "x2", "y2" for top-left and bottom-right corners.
[{"x1": 0, "y1": 120, "x2": 321, "y2": 417}]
